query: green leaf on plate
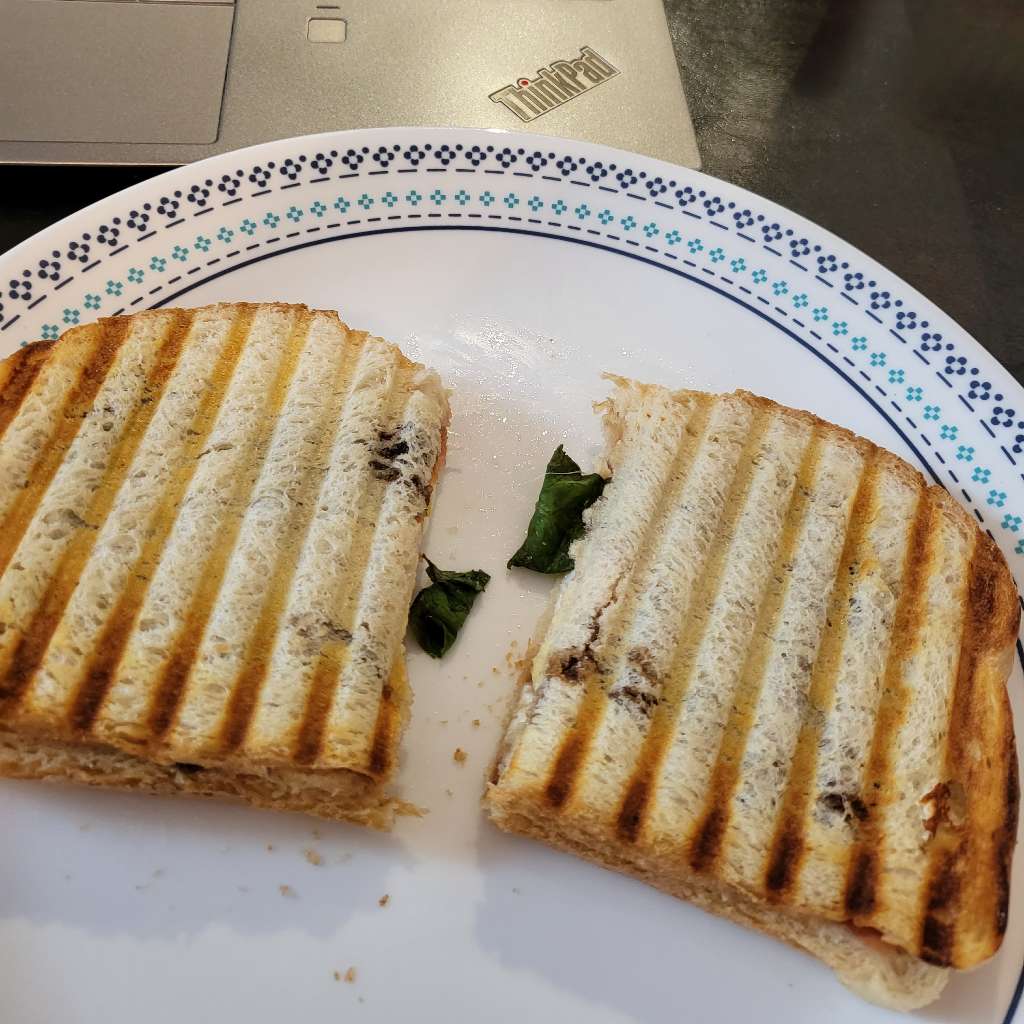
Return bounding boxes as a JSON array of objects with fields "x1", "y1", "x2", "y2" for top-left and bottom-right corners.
[
  {"x1": 507, "y1": 445, "x2": 606, "y2": 574},
  {"x1": 409, "y1": 559, "x2": 491, "y2": 658}
]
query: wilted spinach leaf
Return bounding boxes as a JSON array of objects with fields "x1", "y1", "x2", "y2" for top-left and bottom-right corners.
[
  {"x1": 409, "y1": 559, "x2": 490, "y2": 658},
  {"x1": 507, "y1": 446, "x2": 605, "y2": 574}
]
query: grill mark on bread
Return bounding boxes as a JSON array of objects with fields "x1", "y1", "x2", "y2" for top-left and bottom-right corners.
[
  {"x1": 0, "y1": 316, "x2": 186, "y2": 713},
  {"x1": 920, "y1": 848, "x2": 959, "y2": 965},
  {"x1": 62, "y1": 308, "x2": 254, "y2": 733},
  {"x1": 0, "y1": 342, "x2": 51, "y2": 444},
  {"x1": 367, "y1": 657, "x2": 407, "y2": 777},
  {"x1": 845, "y1": 849, "x2": 877, "y2": 918},
  {"x1": 291, "y1": 383, "x2": 419, "y2": 767},
  {"x1": 764, "y1": 454, "x2": 879, "y2": 897},
  {"x1": 689, "y1": 430, "x2": 822, "y2": 872},
  {"x1": 141, "y1": 312, "x2": 314, "y2": 741},
  {"x1": 368, "y1": 693, "x2": 394, "y2": 775},
  {"x1": 293, "y1": 647, "x2": 351, "y2": 766},
  {"x1": 615, "y1": 406, "x2": 773, "y2": 842},
  {"x1": 919, "y1": 532, "x2": 1019, "y2": 964},
  {"x1": 217, "y1": 334, "x2": 368, "y2": 753},
  {"x1": 0, "y1": 320, "x2": 130, "y2": 580},
  {"x1": 843, "y1": 487, "x2": 935, "y2": 918},
  {"x1": 545, "y1": 678, "x2": 606, "y2": 807}
]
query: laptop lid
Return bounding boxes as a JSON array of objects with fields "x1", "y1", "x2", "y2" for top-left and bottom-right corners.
[{"x1": 0, "y1": 0, "x2": 698, "y2": 168}]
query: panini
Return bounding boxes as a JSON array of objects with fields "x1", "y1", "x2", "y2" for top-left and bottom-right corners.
[
  {"x1": 486, "y1": 377, "x2": 1018, "y2": 1008},
  {"x1": 0, "y1": 303, "x2": 449, "y2": 828}
]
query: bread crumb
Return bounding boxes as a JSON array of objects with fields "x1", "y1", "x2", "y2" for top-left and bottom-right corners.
[
  {"x1": 453, "y1": 747, "x2": 467, "y2": 764},
  {"x1": 378, "y1": 893, "x2": 390, "y2": 907},
  {"x1": 505, "y1": 641, "x2": 523, "y2": 669},
  {"x1": 491, "y1": 666, "x2": 499, "y2": 675},
  {"x1": 333, "y1": 970, "x2": 341, "y2": 982},
  {"x1": 471, "y1": 718, "x2": 480, "y2": 728},
  {"x1": 305, "y1": 848, "x2": 322, "y2": 866},
  {"x1": 439, "y1": 719, "x2": 448, "y2": 725},
  {"x1": 344, "y1": 967, "x2": 357, "y2": 984},
  {"x1": 279, "y1": 884, "x2": 295, "y2": 898},
  {"x1": 445, "y1": 788, "x2": 453, "y2": 797}
]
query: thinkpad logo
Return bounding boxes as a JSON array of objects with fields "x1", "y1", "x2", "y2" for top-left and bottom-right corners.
[{"x1": 490, "y1": 46, "x2": 619, "y2": 123}]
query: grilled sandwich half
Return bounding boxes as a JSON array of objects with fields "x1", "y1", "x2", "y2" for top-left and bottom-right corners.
[
  {"x1": 0, "y1": 303, "x2": 449, "y2": 828},
  {"x1": 486, "y1": 376, "x2": 1019, "y2": 1008}
]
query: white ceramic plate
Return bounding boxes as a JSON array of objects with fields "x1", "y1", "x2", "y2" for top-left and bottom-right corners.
[{"x1": 1, "y1": 128, "x2": 1021, "y2": 1024}]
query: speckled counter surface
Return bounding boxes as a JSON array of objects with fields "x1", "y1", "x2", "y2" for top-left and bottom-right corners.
[{"x1": 0, "y1": 0, "x2": 1019, "y2": 381}]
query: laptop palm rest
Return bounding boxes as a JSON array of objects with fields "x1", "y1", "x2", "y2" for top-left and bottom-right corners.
[{"x1": 0, "y1": 1, "x2": 233, "y2": 145}]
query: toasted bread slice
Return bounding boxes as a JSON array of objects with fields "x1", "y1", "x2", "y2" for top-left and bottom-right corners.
[
  {"x1": 0, "y1": 303, "x2": 449, "y2": 828},
  {"x1": 486, "y1": 377, "x2": 1018, "y2": 1007}
]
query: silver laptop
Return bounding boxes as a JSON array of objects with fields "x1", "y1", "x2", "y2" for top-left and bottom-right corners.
[{"x1": 0, "y1": 0, "x2": 699, "y2": 168}]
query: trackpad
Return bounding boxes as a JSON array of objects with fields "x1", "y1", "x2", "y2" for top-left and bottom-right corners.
[{"x1": 0, "y1": 1, "x2": 233, "y2": 145}]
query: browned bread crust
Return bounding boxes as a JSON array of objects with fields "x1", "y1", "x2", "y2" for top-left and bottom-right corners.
[{"x1": 0, "y1": 727, "x2": 405, "y2": 829}]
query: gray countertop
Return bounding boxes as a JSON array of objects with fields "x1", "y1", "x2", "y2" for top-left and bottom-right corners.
[
  {"x1": 666, "y1": 0, "x2": 1022, "y2": 382},
  {"x1": 1, "y1": 0, "x2": 1020, "y2": 382}
]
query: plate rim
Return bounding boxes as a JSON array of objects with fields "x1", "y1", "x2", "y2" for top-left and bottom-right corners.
[{"x1": 2, "y1": 125, "x2": 1020, "y2": 403}]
